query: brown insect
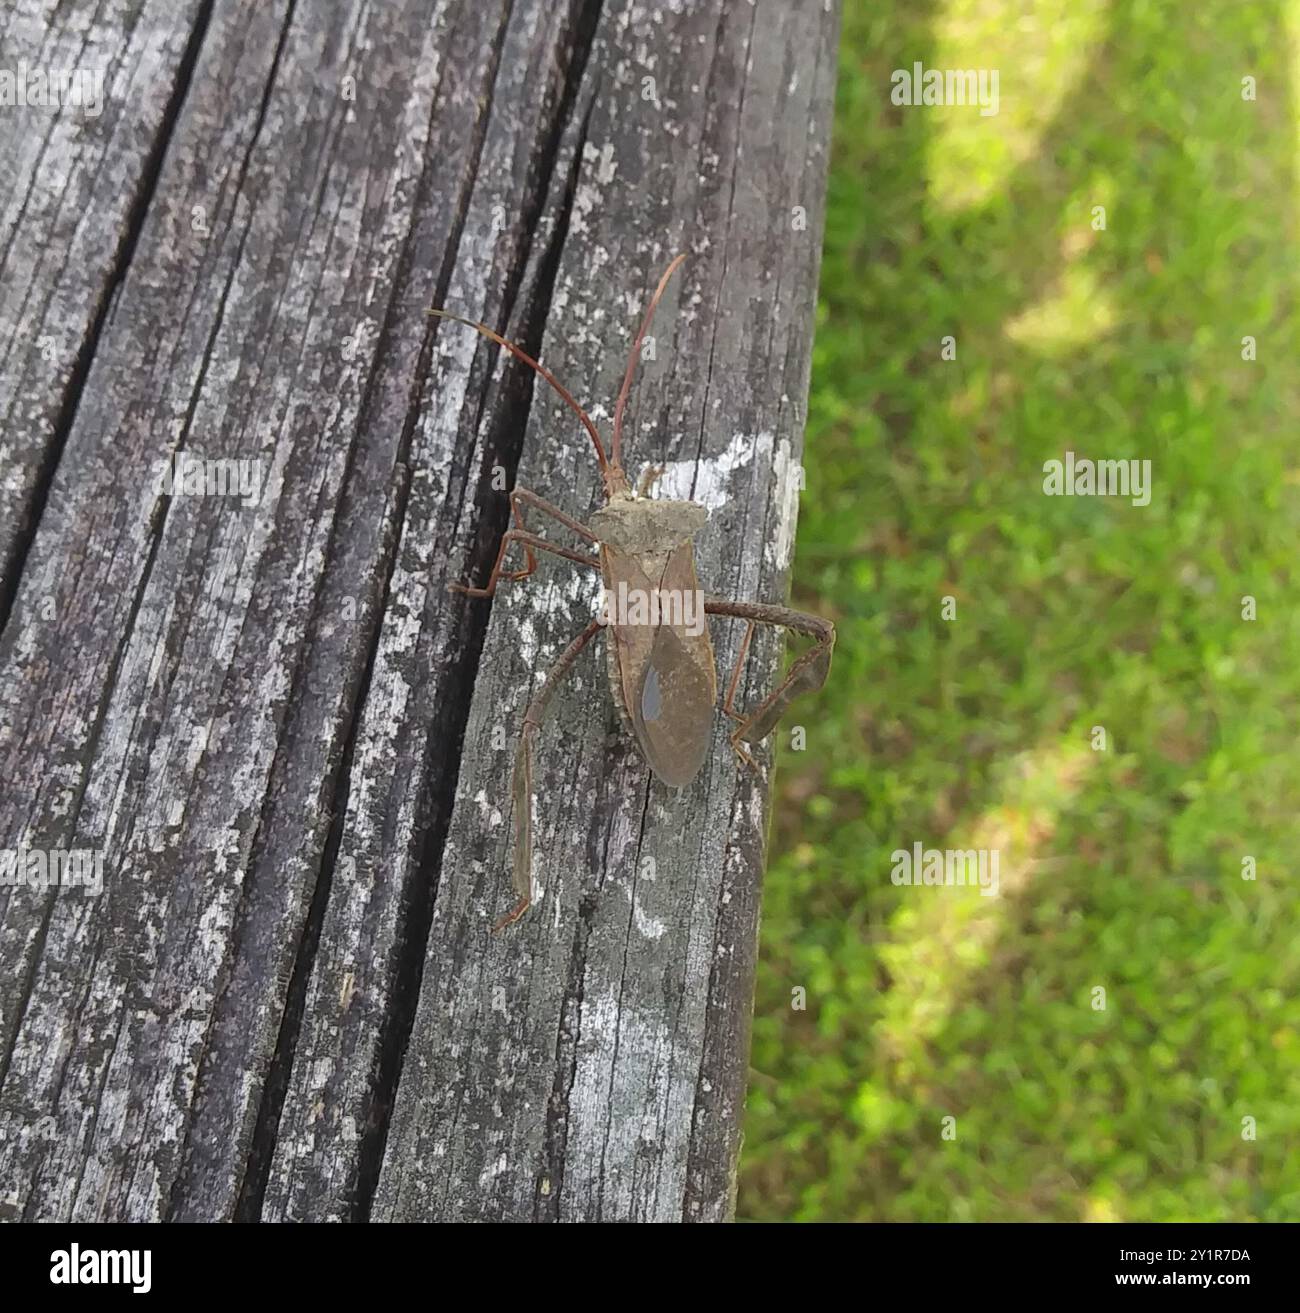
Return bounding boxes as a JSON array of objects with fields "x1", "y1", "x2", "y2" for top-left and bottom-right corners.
[{"x1": 432, "y1": 256, "x2": 835, "y2": 930}]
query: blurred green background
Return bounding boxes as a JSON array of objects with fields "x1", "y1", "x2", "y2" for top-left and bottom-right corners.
[{"x1": 739, "y1": 0, "x2": 1300, "y2": 1221}]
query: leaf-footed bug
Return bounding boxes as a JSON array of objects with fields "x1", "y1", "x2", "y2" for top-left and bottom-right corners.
[{"x1": 433, "y1": 256, "x2": 835, "y2": 930}]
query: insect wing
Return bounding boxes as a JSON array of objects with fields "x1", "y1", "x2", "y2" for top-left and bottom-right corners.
[
  {"x1": 602, "y1": 545, "x2": 658, "y2": 727},
  {"x1": 629, "y1": 543, "x2": 717, "y2": 787}
]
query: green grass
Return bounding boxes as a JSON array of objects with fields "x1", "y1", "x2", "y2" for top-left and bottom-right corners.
[{"x1": 739, "y1": 0, "x2": 1300, "y2": 1222}]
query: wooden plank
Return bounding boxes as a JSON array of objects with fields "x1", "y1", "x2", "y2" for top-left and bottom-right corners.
[
  {"x1": 0, "y1": 0, "x2": 524, "y2": 1221},
  {"x1": 0, "y1": 0, "x2": 302, "y2": 1221},
  {"x1": 372, "y1": 0, "x2": 840, "y2": 1222},
  {"x1": 258, "y1": 0, "x2": 615, "y2": 1225},
  {"x1": 0, "y1": 0, "x2": 209, "y2": 625},
  {"x1": 0, "y1": 0, "x2": 839, "y2": 1223}
]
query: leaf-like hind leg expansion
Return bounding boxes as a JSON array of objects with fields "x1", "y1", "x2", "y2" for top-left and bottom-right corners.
[
  {"x1": 450, "y1": 487, "x2": 599, "y2": 598},
  {"x1": 495, "y1": 619, "x2": 604, "y2": 932},
  {"x1": 705, "y1": 599, "x2": 835, "y2": 767}
]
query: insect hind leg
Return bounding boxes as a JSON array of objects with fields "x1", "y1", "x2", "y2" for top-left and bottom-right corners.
[
  {"x1": 705, "y1": 599, "x2": 835, "y2": 769},
  {"x1": 494, "y1": 619, "x2": 604, "y2": 932}
]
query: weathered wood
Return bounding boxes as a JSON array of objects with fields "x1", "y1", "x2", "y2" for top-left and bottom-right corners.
[
  {"x1": 0, "y1": 0, "x2": 209, "y2": 626},
  {"x1": 0, "y1": 0, "x2": 839, "y2": 1223}
]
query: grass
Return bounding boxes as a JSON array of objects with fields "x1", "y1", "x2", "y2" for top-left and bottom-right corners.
[{"x1": 738, "y1": 0, "x2": 1300, "y2": 1222}]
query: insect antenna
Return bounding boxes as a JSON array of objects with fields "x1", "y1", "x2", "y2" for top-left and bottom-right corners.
[
  {"x1": 428, "y1": 308, "x2": 610, "y2": 482},
  {"x1": 611, "y1": 253, "x2": 687, "y2": 476}
]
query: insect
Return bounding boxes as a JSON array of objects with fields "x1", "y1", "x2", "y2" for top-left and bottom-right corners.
[{"x1": 432, "y1": 255, "x2": 835, "y2": 930}]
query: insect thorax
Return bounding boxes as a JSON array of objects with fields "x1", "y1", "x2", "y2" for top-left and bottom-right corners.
[{"x1": 587, "y1": 496, "x2": 708, "y2": 555}]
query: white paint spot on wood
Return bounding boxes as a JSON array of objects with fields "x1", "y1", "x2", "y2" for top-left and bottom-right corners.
[
  {"x1": 472, "y1": 789, "x2": 503, "y2": 829},
  {"x1": 633, "y1": 902, "x2": 666, "y2": 940},
  {"x1": 640, "y1": 429, "x2": 760, "y2": 510},
  {"x1": 590, "y1": 141, "x2": 618, "y2": 185},
  {"x1": 768, "y1": 436, "x2": 801, "y2": 571}
]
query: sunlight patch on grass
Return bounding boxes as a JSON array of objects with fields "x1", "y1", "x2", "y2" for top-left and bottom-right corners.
[
  {"x1": 924, "y1": 0, "x2": 1112, "y2": 212},
  {"x1": 1004, "y1": 260, "x2": 1118, "y2": 355},
  {"x1": 875, "y1": 743, "x2": 1094, "y2": 1057},
  {"x1": 1084, "y1": 1192, "x2": 1124, "y2": 1222}
]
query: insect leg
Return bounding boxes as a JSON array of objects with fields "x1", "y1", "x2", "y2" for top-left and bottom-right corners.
[
  {"x1": 450, "y1": 488, "x2": 598, "y2": 596},
  {"x1": 495, "y1": 619, "x2": 604, "y2": 932},
  {"x1": 704, "y1": 599, "x2": 835, "y2": 765},
  {"x1": 718, "y1": 619, "x2": 759, "y2": 770},
  {"x1": 449, "y1": 530, "x2": 598, "y2": 598},
  {"x1": 720, "y1": 620, "x2": 756, "y2": 718}
]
